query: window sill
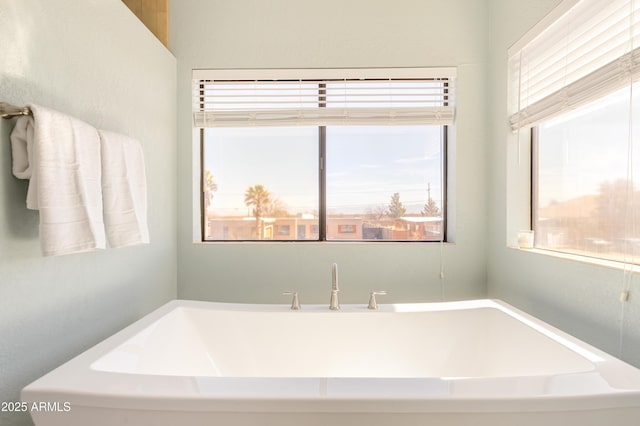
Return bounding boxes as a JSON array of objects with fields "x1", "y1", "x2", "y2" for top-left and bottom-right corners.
[
  {"x1": 509, "y1": 246, "x2": 640, "y2": 274},
  {"x1": 193, "y1": 240, "x2": 454, "y2": 247}
]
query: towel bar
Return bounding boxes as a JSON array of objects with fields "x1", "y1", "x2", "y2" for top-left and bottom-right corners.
[{"x1": 0, "y1": 102, "x2": 32, "y2": 119}]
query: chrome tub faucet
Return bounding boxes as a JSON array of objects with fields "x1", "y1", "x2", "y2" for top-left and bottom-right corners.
[{"x1": 330, "y1": 263, "x2": 340, "y2": 310}]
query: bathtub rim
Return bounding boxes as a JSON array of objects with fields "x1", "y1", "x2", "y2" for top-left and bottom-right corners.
[{"x1": 21, "y1": 298, "x2": 640, "y2": 415}]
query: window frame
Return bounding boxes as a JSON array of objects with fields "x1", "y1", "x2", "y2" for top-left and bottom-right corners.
[
  {"x1": 530, "y1": 127, "x2": 538, "y2": 237},
  {"x1": 199, "y1": 124, "x2": 448, "y2": 243},
  {"x1": 194, "y1": 68, "x2": 454, "y2": 244}
]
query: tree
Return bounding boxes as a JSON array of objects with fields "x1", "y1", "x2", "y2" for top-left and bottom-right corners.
[
  {"x1": 422, "y1": 198, "x2": 440, "y2": 217},
  {"x1": 422, "y1": 182, "x2": 441, "y2": 217},
  {"x1": 244, "y1": 184, "x2": 271, "y2": 239},
  {"x1": 596, "y1": 179, "x2": 640, "y2": 240},
  {"x1": 265, "y1": 197, "x2": 290, "y2": 217},
  {"x1": 388, "y1": 192, "x2": 406, "y2": 218},
  {"x1": 366, "y1": 205, "x2": 388, "y2": 222},
  {"x1": 203, "y1": 169, "x2": 218, "y2": 212}
]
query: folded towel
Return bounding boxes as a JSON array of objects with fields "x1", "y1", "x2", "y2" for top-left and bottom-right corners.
[
  {"x1": 10, "y1": 105, "x2": 106, "y2": 256},
  {"x1": 98, "y1": 130, "x2": 149, "y2": 248}
]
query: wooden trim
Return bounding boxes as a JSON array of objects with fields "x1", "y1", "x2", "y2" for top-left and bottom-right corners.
[{"x1": 122, "y1": 0, "x2": 169, "y2": 48}]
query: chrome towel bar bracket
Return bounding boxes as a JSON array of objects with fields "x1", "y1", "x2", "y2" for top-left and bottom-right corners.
[{"x1": 0, "y1": 102, "x2": 32, "y2": 119}]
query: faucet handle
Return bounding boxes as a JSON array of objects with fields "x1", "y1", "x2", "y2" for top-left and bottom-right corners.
[
  {"x1": 282, "y1": 291, "x2": 301, "y2": 310},
  {"x1": 368, "y1": 291, "x2": 387, "y2": 310}
]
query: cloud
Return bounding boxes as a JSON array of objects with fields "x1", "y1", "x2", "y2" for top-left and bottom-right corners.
[{"x1": 394, "y1": 152, "x2": 439, "y2": 164}]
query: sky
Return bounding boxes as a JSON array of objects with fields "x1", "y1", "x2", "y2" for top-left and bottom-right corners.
[
  {"x1": 537, "y1": 83, "x2": 640, "y2": 208},
  {"x1": 203, "y1": 125, "x2": 443, "y2": 217}
]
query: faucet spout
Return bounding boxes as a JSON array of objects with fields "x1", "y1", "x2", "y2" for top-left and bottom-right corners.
[{"x1": 330, "y1": 263, "x2": 340, "y2": 310}]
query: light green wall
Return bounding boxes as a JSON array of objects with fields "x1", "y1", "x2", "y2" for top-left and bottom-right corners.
[
  {"x1": 486, "y1": 0, "x2": 640, "y2": 368},
  {"x1": 171, "y1": 0, "x2": 490, "y2": 304},
  {"x1": 0, "y1": 1, "x2": 177, "y2": 425}
]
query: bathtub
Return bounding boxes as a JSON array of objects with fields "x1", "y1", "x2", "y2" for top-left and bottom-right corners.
[{"x1": 22, "y1": 299, "x2": 640, "y2": 426}]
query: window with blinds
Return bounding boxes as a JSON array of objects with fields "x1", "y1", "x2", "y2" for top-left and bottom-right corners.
[
  {"x1": 194, "y1": 68, "x2": 453, "y2": 242},
  {"x1": 193, "y1": 68, "x2": 456, "y2": 128},
  {"x1": 509, "y1": 0, "x2": 640, "y2": 130},
  {"x1": 510, "y1": 0, "x2": 640, "y2": 263}
]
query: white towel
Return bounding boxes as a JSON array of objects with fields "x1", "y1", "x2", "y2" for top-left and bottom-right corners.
[
  {"x1": 98, "y1": 130, "x2": 149, "y2": 248},
  {"x1": 10, "y1": 115, "x2": 35, "y2": 180},
  {"x1": 10, "y1": 105, "x2": 106, "y2": 256}
]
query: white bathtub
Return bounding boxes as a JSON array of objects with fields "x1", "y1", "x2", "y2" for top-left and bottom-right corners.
[{"x1": 22, "y1": 299, "x2": 640, "y2": 426}]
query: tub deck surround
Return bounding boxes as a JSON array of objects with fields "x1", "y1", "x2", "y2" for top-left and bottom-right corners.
[{"x1": 22, "y1": 300, "x2": 640, "y2": 426}]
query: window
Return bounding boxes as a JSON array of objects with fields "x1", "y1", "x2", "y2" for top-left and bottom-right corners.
[
  {"x1": 534, "y1": 83, "x2": 639, "y2": 262},
  {"x1": 202, "y1": 126, "x2": 319, "y2": 241},
  {"x1": 195, "y1": 68, "x2": 454, "y2": 242},
  {"x1": 510, "y1": 0, "x2": 640, "y2": 262},
  {"x1": 325, "y1": 125, "x2": 445, "y2": 241},
  {"x1": 338, "y1": 224, "x2": 356, "y2": 234}
]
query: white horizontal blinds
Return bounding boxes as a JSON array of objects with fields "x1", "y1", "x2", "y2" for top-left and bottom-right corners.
[
  {"x1": 193, "y1": 68, "x2": 456, "y2": 127},
  {"x1": 509, "y1": 0, "x2": 640, "y2": 131}
]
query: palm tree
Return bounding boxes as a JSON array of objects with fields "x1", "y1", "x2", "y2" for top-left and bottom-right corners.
[
  {"x1": 244, "y1": 184, "x2": 271, "y2": 239},
  {"x1": 203, "y1": 169, "x2": 218, "y2": 212}
]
